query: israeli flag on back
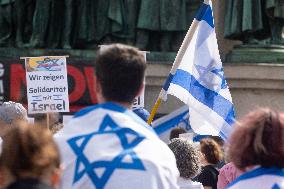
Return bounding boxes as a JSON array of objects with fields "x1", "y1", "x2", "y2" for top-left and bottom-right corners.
[
  {"x1": 163, "y1": 0, "x2": 235, "y2": 139},
  {"x1": 227, "y1": 167, "x2": 284, "y2": 189},
  {"x1": 55, "y1": 102, "x2": 179, "y2": 189}
]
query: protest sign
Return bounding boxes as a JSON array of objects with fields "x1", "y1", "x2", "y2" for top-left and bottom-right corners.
[
  {"x1": 24, "y1": 56, "x2": 69, "y2": 114},
  {"x1": 132, "y1": 90, "x2": 145, "y2": 109},
  {"x1": 5, "y1": 58, "x2": 96, "y2": 112}
]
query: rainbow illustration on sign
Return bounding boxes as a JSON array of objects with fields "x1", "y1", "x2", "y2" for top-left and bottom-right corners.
[{"x1": 26, "y1": 57, "x2": 65, "y2": 72}]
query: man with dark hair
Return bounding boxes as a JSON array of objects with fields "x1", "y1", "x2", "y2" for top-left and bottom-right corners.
[
  {"x1": 95, "y1": 44, "x2": 146, "y2": 104},
  {"x1": 169, "y1": 127, "x2": 187, "y2": 140},
  {"x1": 55, "y1": 44, "x2": 179, "y2": 189}
]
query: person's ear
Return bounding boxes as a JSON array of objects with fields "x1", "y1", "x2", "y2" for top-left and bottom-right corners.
[
  {"x1": 94, "y1": 76, "x2": 99, "y2": 92},
  {"x1": 50, "y1": 168, "x2": 61, "y2": 189},
  {"x1": 94, "y1": 76, "x2": 103, "y2": 95},
  {"x1": 94, "y1": 77, "x2": 105, "y2": 103}
]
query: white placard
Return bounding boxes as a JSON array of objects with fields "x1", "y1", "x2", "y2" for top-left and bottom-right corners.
[
  {"x1": 132, "y1": 92, "x2": 144, "y2": 109},
  {"x1": 25, "y1": 56, "x2": 69, "y2": 114}
]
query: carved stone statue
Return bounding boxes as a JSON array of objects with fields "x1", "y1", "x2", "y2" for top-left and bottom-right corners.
[
  {"x1": 73, "y1": 0, "x2": 96, "y2": 48},
  {"x1": 14, "y1": 0, "x2": 35, "y2": 47},
  {"x1": 0, "y1": 0, "x2": 199, "y2": 51},
  {"x1": 61, "y1": 0, "x2": 73, "y2": 49},
  {"x1": 106, "y1": 0, "x2": 141, "y2": 46},
  {"x1": 0, "y1": 0, "x2": 15, "y2": 46},
  {"x1": 224, "y1": 0, "x2": 284, "y2": 45},
  {"x1": 29, "y1": 0, "x2": 65, "y2": 48},
  {"x1": 266, "y1": 0, "x2": 284, "y2": 44},
  {"x1": 136, "y1": 0, "x2": 186, "y2": 51},
  {"x1": 136, "y1": 0, "x2": 199, "y2": 51}
]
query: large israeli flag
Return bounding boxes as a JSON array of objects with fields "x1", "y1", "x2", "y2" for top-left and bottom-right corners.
[
  {"x1": 55, "y1": 102, "x2": 179, "y2": 189},
  {"x1": 162, "y1": 0, "x2": 235, "y2": 140}
]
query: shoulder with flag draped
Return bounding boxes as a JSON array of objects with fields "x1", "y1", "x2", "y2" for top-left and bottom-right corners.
[
  {"x1": 55, "y1": 102, "x2": 179, "y2": 189},
  {"x1": 227, "y1": 167, "x2": 284, "y2": 189}
]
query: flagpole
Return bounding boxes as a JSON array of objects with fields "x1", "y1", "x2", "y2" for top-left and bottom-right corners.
[
  {"x1": 147, "y1": 0, "x2": 210, "y2": 125},
  {"x1": 147, "y1": 98, "x2": 161, "y2": 124},
  {"x1": 147, "y1": 20, "x2": 199, "y2": 125}
]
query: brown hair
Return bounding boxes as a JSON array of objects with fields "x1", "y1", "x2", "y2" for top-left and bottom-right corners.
[
  {"x1": 228, "y1": 108, "x2": 284, "y2": 170},
  {"x1": 169, "y1": 127, "x2": 187, "y2": 140},
  {"x1": 0, "y1": 123, "x2": 60, "y2": 178},
  {"x1": 95, "y1": 44, "x2": 146, "y2": 103},
  {"x1": 200, "y1": 138, "x2": 223, "y2": 165}
]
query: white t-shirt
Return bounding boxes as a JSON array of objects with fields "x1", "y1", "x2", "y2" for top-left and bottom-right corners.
[{"x1": 178, "y1": 177, "x2": 204, "y2": 189}]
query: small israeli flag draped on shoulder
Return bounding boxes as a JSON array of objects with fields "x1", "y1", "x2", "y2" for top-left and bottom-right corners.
[
  {"x1": 227, "y1": 167, "x2": 284, "y2": 189},
  {"x1": 55, "y1": 102, "x2": 179, "y2": 189},
  {"x1": 163, "y1": 0, "x2": 235, "y2": 139}
]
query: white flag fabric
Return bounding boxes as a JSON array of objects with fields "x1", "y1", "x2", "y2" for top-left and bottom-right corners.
[
  {"x1": 55, "y1": 102, "x2": 179, "y2": 189},
  {"x1": 227, "y1": 167, "x2": 284, "y2": 189},
  {"x1": 166, "y1": 1, "x2": 235, "y2": 139}
]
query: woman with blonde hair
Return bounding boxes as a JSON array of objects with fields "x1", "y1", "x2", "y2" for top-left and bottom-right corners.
[{"x1": 0, "y1": 124, "x2": 61, "y2": 189}]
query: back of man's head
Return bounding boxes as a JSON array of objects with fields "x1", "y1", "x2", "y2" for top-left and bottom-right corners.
[
  {"x1": 95, "y1": 44, "x2": 146, "y2": 104},
  {"x1": 169, "y1": 127, "x2": 187, "y2": 141}
]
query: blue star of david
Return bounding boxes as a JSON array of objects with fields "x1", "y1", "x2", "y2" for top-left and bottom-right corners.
[
  {"x1": 67, "y1": 114, "x2": 146, "y2": 189},
  {"x1": 211, "y1": 67, "x2": 228, "y2": 89},
  {"x1": 194, "y1": 60, "x2": 227, "y2": 91},
  {"x1": 271, "y1": 184, "x2": 281, "y2": 189},
  {"x1": 177, "y1": 113, "x2": 191, "y2": 131}
]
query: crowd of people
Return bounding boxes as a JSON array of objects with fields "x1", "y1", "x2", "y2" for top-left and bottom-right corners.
[{"x1": 0, "y1": 44, "x2": 282, "y2": 188}]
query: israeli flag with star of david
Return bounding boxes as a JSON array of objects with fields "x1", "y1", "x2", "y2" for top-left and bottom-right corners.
[
  {"x1": 152, "y1": 105, "x2": 192, "y2": 143},
  {"x1": 165, "y1": 0, "x2": 235, "y2": 140},
  {"x1": 227, "y1": 167, "x2": 284, "y2": 189},
  {"x1": 55, "y1": 102, "x2": 179, "y2": 189},
  {"x1": 152, "y1": 106, "x2": 213, "y2": 143}
]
